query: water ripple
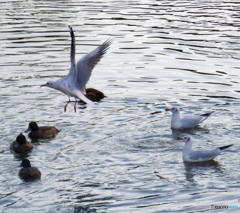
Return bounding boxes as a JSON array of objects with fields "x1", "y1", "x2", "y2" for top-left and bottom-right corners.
[{"x1": 1, "y1": 0, "x2": 240, "y2": 212}]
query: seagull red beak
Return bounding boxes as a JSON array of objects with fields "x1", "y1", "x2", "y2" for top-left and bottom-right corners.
[
  {"x1": 165, "y1": 108, "x2": 170, "y2": 111},
  {"x1": 40, "y1": 84, "x2": 46, "y2": 87},
  {"x1": 177, "y1": 137, "x2": 183, "y2": 140}
]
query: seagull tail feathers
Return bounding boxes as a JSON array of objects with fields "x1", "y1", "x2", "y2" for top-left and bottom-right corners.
[
  {"x1": 218, "y1": 144, "x2": 234, "y2": 150},
  {"x1": 199, "y1": 111, "x2": 214, "y2": 124},
  {"x1": 75, "y1": 90, "x2": 93, "y2": 105},
  {"x1": 200, "y1": 111, "x2": 214, "y2": 117}
]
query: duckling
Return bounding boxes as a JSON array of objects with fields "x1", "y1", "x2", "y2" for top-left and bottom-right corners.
[
  {"x1": 10, "y1": 133, "x2": 33, "y2": 154},
  {"x1": 25, "y1": 121, "x2": 59, "y2": 139},
  {"x1": 19, "y1": 159, "x2": 41, "y2": 181}
]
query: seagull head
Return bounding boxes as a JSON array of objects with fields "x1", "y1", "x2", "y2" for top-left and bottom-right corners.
[
  {"x1": 177, "y1": 135, "x2": 192, "y2": 143},
  {"x1": 165, "y1": 106, "x2": 179, "y2": 114},
  {"x1": 41, "y1": 81, "x2": 55, "y2": 88}
]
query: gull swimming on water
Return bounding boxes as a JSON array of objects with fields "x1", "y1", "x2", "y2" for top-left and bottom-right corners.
[
  {"x1": 41, "y1": 26, "x2": 112, "y2": 112},
  {"x1": 178, "y1": 135, "x2": 233, "y2": 163},
  {"x1": 165, "y1": 106, "x2": 213, "y2": 130}
]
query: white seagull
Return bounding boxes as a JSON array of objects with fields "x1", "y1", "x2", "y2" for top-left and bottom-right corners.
[
  {"x1": 41, "y1": 26, "x2": 112, "y2": 112},
  {"x1": 165, "y1": 106, "x2": 213, "y2": 130},
  {"x1": 178, "y1": 135, "x2": 233, "y2": 163}
]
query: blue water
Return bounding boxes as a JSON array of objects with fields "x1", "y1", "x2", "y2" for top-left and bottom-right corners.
[{"x1": 0, "y1": 0, "x2": 240, "y2": 212}]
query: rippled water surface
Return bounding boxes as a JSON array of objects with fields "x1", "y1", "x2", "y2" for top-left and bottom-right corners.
[{"x1": 1, "y1": 0, "x2": 240, "y2": 212}]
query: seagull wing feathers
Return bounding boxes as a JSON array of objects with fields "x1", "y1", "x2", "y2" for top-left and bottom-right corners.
[{"x1": 75, "y1": 39, "x2": 112, "y2": 93}]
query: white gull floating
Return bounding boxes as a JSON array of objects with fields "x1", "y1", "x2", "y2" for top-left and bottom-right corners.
[
  {"x1": 178, "y1": 135, "x2": 233, "y2": 163},
  {"x1": 165, "y1": 106, "x2": 213, "y2": 130}
]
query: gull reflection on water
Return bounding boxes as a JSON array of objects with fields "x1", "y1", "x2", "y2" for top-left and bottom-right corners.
[
  {"x1": 170, "y1": 126, "x2": 211, "y2": 139},
  {"x1": 183, "y1": 161, "x2": 223, "y2": 183}
]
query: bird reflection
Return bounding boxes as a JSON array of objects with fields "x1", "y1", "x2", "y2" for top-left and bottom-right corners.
[
  {"x1": 171, "y1": 126, "x2": 210, "y2": 138},
  {"x1": 183, "y1": 161, "x2": 223, "y2": 183}
]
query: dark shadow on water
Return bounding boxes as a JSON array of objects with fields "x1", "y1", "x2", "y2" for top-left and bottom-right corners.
[
  {"x1": 183, "y1": 160, "x2": 223, "y2": 183},
  {"x1": 73, "y1": 193, "x2": 113, "y2": 213},
  {"x1": 30, "y1": 138, "x2": 52, "y2": 145},
  {"x1": 74, "y1": 206, "x2": 98, "y2": 213},
  {"x1": 13, "y1": 151, "x2": 32, "y2": 161},
  {"x1": 170, "y1": 126, "x2": 211, "y2": 138}
]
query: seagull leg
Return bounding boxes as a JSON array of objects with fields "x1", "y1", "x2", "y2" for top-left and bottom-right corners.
[
  {"x1": 74, "y1": 98, "x2": 78, "y2": 112},
  {"x1": 64, "y1": 97, "x2": 71, "y2": 112}
]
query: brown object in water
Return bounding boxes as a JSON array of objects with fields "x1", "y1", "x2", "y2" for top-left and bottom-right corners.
[
  {"x1": 25, "y1": 121, "x2": 59, "y2": 139},
  {"x1": 19, "y1": 159, "x2": 41, "y2": 181},
  {"x1": 79, "y1": 88, "x2": 105, "y2": 103},
  {"x1": 10, "y1": 133, "x2": 33, "y2": 154}
]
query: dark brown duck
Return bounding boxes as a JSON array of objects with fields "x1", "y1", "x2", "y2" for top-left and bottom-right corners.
[
  {"x1": 10, "y1": 133, "x2": 33, "y2": 154},
  {"x1": 86, "y1": 88, "x2": 105, "y2": 102},
  {"x1": 79, "y1": 88, "x2": 105, "y2": 103},
  {"x1": 19, "y1": 159, "x2": 41, "y2": 181},
  {"x1": 25, "y1": 121, "x2": 59, "y2": 139}
]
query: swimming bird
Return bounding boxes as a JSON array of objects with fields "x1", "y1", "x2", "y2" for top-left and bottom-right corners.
[
  {"x1": 41, "y1": 26, "x2": 112, "y2": 112},
  {"x1": 10, "y1": 133, "x2": 33, "y2": 154},
  {"x1": 165, "y1": 106, "x2": 213, "y2": 130},
  {"x1": 25, "y1": 121, "x2": 59, "y2": 139},
  {"x1": 178, "y1": 135, "x2": 233, "y2": 163},
  {"x1": 19, "y1": 159, "x2": 41, "y2": 181},
  {"x1": 85, "y1": 88, "x2": 105, "y2": 102}
]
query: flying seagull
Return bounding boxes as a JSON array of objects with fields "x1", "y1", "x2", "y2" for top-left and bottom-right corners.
[{"x1": 41, "y1": 26, "x2": 112, "y2": 112}]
